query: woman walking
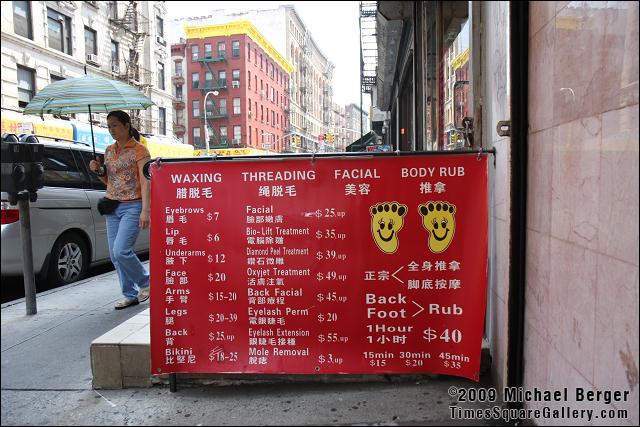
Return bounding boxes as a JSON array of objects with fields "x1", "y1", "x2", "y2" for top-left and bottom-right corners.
[{"x1": 89, "y1": 110, "x2": 151, "y2": 309}]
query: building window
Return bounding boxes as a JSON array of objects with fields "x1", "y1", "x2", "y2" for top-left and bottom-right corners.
[
  {"x1": 232, "y1": 69, "x2": 240, "y2": 87},
  {"x1": 17, "y1": 65, "x2": 34, "y2": 108},
  {"x1": 205, "y1": 97, "x2": 214, "y2": 115},
  {"x1": 192, "y1": 72, "x2": 199, "y2": 89},
  {"x1": 108, "y1": 1, "x2": 117, "y2": 19},
  {"x1": 157, "y1": 62, "x2": 165, "y2": 90},
  {"x1": 248, "y1": 43, "x2": 251, "y2": 60},
  {"x1": 13, "y1": 1, "x2": 32, "y2": 39},
  {"x1": 84, "y1": 26, "x2": 97, "y2": 55},
  {"x1": 204, "y1": 43, "x2": 212, "y2": 59},
  {"x1": 233, "y1": 97, "x2": 241, "y2": 115},
  {"x1": 48, "y1": 8, "x2": 72, "y2": 54},
  {"x1": 232, "y1": 41, "x2": 240, "y2": 57},
  {"x1": 156, "y1": 16, "x2": 164, "y2": 38},
  {"x1": 219, "y1": 126, "x2": 227, "y2": 143},
  {"x1": 192, "y1": 100, "x2": 200, "y2": 117},
  {"x1": 111, "y1": 40, "x2": 119, "y2": 68},
  {"x1": 175, "y1": 85, "x2": 182, "y2": 100},
  {"x1": 248, "y1": 71, "x2": 251, "y2": 89},
  {"x1": 193, "y1": 127, "x2": 201, "y2": 147},
  {"x1": 205, "y1": 71, "x2": 213, "y2": 88},
  {"x1": 217, "y1": 42, "x2": 226, "y2": 59},
  {"x1": 233, "y1": 125, "x2": 241, "y2": 143},
  {"x1": 158, "y1": 107, "x2": 166, "y2": 135},
  {"x1": 219, "y1": 99, "x2": 227, "y2": 116},
  {"x1": 175, "y1": 61, "x2": 182, "y2": 76},
  {"x1": 191, "y1": 45, "x2": 199, "y2": 61},
  {"x1": 218, "y1": 70, "x2": 226, "y2": 87}
]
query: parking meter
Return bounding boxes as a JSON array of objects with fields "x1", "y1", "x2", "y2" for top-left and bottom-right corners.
[{"x1": 1, "y1": 133, "x2": 44, "y2": 204}]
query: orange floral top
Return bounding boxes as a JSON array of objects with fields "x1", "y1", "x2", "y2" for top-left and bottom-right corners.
[{"x1": 104, "y1": 137, "x2": 150, "y2": 201}]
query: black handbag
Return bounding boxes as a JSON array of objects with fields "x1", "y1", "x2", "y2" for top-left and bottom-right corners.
[{"x1": 97, "y1": 197, "x2": 120, "y2": 215}]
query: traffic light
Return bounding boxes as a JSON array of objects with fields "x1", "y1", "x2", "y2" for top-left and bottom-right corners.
[{"x1": 1, "y1": 133, "x2": 44, "y2": 204}]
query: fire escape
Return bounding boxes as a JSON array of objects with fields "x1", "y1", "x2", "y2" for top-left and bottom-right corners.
[
  {"x1": 322, "y1": 62, "x2": 335, "y2": 151},
  {"x1": 198, "y1": 46, "x2": 232, "y2": 148},
  {"x1": 109, "y1": 1, "x2": 153, "y2": 131},
  {"x1": 299, "y1": 29, "x2": 313, "y2": 152},
  {"x1": 360, "y1": 1, "x2": 378, "y2": 136}
]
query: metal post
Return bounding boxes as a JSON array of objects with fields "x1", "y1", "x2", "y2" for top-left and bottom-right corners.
[
  {"x1": 170, "y1": 373, "x2": 177, "y2": 392},
  {"x1": 203, "y1": 91, "x2": 219, "y2": 154},
  {"x1": 18, "y1": 194, "x2": 37, "y2": 315},
  {"x1": 359, "y1": 2, "x2": 364, "y2": 140},
  {"x1": 203, "y1": 98, "x2": 209, "y2": 154}
]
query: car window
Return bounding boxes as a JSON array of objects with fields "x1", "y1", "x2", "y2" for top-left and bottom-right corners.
[
  {"x1": 42, "y1": 146, "x2": 87, "y2": 189},
  {"x1": 75, "y1": 150, "x2": 106, "y2": 191}
]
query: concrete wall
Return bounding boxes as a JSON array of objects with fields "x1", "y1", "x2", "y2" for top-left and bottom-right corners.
[
  {"x1": 482, "y1": 0, "x2": 512, "y2": 391},
  {"x1": 525, "y1": 2, "x2": 638, "y2": 425}
]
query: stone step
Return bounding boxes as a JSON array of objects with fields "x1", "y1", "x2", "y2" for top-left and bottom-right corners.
[{"x1": 90, "y1": 309, "x2": 491, "y2": 389}]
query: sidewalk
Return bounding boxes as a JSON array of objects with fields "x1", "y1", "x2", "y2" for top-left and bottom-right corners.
[{"x1": 1, "y1": 264, "x2": 503, "y2": 426}]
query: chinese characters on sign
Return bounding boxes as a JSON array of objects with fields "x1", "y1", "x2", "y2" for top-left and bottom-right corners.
[{"x1": 150, "y1": 154, "x2": 488, "y2": 380}]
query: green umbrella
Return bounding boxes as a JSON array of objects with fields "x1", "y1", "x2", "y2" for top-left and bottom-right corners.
[{"x1": 23, "y1": 75, "x2": 155, "y2": 158}]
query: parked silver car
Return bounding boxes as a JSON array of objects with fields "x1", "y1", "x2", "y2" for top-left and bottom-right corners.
[{"x1": 1, "y1": 141, "x2": 149, "y2": 285}]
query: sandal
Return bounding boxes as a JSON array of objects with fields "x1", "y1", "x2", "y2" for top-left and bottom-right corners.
[
  {"x1": 115, "y1": 297, "x2": 139, "y2": 310},
  {"x1": 138, "y1": 287, "x2": 150, "y2": 303}
]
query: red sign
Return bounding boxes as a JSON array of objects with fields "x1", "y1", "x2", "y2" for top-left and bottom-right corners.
[{"x1": 150, "y1": 154, "x2": 488, "y2": 380}]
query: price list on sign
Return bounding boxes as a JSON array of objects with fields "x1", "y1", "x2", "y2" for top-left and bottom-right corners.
[{"x1": 150, "y1": 154, "x2": 488, "y2": 380}]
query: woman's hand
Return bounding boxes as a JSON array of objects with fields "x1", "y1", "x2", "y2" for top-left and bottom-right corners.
[
  {"x1": 89, "y1": 157, "x2": 105, "y2": 176},
  {"x1": 89, "y1": 158, "x2": 101, "y2": 173},
  {"x1": 139, "y1": 209, "x2": 150, "y2": 230}
]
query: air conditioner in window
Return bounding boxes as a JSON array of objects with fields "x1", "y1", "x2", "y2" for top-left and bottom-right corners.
[
  {"x1": 248, "y1": 111, "x2": 252, "y2": 118},
  {"x1": 156, "y1": 36, "x2": 166, "y2": 46},
  {"x1": 232, "y1": 81, "x2": 240, "y2": 88},
  {"x1": 111, "y1": 64, "x2": 120, "y2": 74},
  {"x1": 86, "y1": 53, "x2": 99, "y2": 65},
  {"x1": 260, "y1": 90, "x2": 265, "y2": 99}
]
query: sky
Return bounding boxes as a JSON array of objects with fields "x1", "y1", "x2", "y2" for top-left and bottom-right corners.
[{"x1": 165, "y1": 1, "x2": 370, "y2": 108}]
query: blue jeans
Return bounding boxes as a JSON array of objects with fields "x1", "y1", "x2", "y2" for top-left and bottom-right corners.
[{"x1": 105, "y1": 200, "x2": 149, "y2": 299}]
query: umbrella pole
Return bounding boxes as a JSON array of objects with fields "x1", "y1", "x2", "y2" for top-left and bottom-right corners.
[{"x1": 88, "y1": 104, "x2": 97, "y2": 158}]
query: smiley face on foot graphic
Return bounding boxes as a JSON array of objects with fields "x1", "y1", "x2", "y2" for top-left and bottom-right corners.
[
  {"x1": 418, "y1": 201, "x2": 457, "y2": 253},
  {"x1": 370, "y1": 202, "x2": 408, "y2": 254}
]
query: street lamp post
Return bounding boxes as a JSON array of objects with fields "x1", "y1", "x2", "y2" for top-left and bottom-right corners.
[{"x1": 203, "y1": 90, "x2": 219, "y2": 154}]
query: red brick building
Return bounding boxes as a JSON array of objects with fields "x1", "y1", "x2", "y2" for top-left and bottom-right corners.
[{"x1": 176, "y1": 21, "x2": 293, "y2": 152}]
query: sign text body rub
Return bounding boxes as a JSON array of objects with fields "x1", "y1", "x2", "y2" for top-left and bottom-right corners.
[{"x1": 150, "y1": 155, "x2": 488, "y2": 380}]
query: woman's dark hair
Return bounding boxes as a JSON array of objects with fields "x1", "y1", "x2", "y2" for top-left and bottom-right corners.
[{"x1": 107, "y1": 110, "x2": 140, "y2": 141}]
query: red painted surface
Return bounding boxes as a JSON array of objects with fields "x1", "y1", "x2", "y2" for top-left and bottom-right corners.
[{"x1": 150, "y1": 154, "x2": 488, "y2": 380}]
